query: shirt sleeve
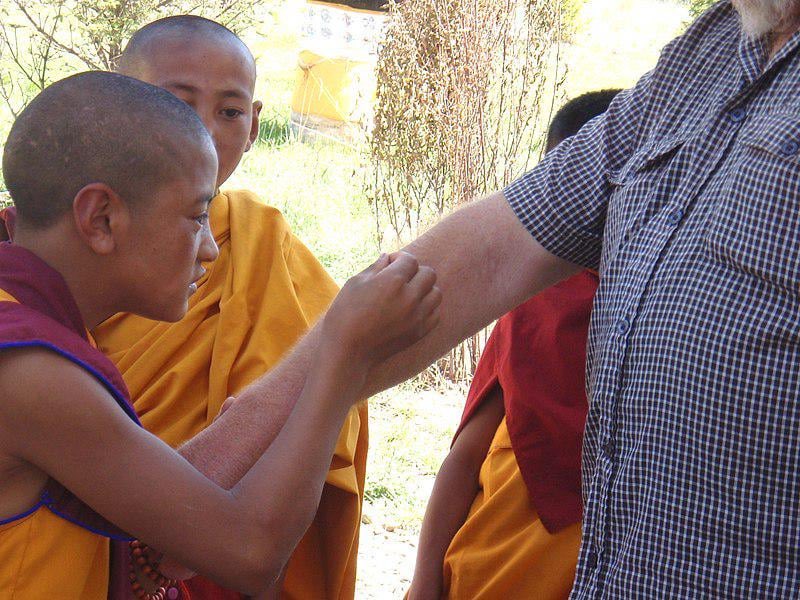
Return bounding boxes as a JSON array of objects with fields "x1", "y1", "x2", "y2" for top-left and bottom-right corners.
[{"x1": 505, "y1": 70, "x2": 654, "y2": 269}]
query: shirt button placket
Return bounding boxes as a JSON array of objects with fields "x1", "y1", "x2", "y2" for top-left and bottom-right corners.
[
  {"x1": 602, "y1": 437, "x2": 616, "y2": 459},
  {"x1": 616, "y1": 316, "x2": 631, "y2": 336}
]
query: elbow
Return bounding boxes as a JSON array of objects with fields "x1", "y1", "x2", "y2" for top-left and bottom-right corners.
[
  {"x1": 229, "y1": 542, "x2": 284, "y2": 596},
  {"x1": 229, "y1": 506, "x2": 315, "y2": 595}
]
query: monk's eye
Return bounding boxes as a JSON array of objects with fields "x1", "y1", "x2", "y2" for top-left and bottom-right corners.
[
  {"x1": 221, "y1": 108, "x2": 244, "y2": 119},
  {"x1": 194, "y1": 212, "x2": 210, "y2": 226}
]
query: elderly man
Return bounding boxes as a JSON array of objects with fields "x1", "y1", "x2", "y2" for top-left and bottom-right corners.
[{"x1": 182, "y1": 1, "x2": 800, "y2": 596}]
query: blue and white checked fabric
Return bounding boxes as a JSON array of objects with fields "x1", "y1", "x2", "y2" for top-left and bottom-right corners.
[{"x1": 506, "y1": 2, "x2": 800, "y2": 597}]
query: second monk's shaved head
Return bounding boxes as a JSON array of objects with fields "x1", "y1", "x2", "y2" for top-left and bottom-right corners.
[
  {"x1": 117, "y1": 15, "x2": 256, "y2": 86},
  {"x1": 2, "y1": 71, "x2": 215, "y2": 228}
]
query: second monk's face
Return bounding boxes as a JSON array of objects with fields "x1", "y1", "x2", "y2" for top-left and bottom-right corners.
[{"x1": 135, "y1": 35, "x2": 261, "y2": 188}]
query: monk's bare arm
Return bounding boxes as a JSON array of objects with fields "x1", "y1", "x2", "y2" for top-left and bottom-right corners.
[
  {"x1": 409, "y1": 387, "x2": 505, "y2": 600},
  {"x1": 0, "y1": 348, "x2": 353, "y2": 594},
  {"x1": 0, "y1": 256, "x2": 440, "y2": 594},
  {"x1": 179, "y1": 192, "x2": 576, "y2": 487}
]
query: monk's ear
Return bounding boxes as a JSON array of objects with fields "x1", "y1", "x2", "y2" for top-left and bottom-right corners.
[
  {"x1": 245, "y1": 100, "x2": 263, "y2": 152},
  {"x1": 72, "y1": 183, "x2": 130, "y2": 255}
]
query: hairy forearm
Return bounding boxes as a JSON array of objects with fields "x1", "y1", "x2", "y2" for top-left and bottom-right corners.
[
  {"x1": 364, "y1": 192, "x2": 578, "y2": 395},
  {"x1": 224, "y1": 350, "x2": 358, "y2": 586},
  {"x1": 178, "y1": 327, "x2": 321, "y2": 488}
]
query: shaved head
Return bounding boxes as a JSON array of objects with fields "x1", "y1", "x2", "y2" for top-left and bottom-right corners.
[
  {"x1": 116, "y1": 15, "x2": 261, "y2": 188},
  {"x1": 3, "y1": 71, "x2": 215, "y2": 228},
  {"x1": 118, "y1": 15, "x2": 256, "y2": 87}
]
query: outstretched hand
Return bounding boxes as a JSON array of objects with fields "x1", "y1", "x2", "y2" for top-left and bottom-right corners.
[{"x1": 322, "y1": 251, "x2": 442, "y2": 368}]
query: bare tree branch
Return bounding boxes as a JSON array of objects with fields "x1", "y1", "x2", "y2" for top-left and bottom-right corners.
[{"x1": 13, "y1": 0, "x2": 103, "y2": 70}]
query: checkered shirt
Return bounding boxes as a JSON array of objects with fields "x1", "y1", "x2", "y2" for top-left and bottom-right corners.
[{"x1": 505, "y1": 2, "x2": 800, "y2": 597}]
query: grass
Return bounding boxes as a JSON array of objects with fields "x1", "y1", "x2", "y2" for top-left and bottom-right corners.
[
  {"x1": 363, "y1": 382, "x2": 466, "y2": 528},
  {"x1": 227, "y1": 138, "x2": 377, "y2": 283}
]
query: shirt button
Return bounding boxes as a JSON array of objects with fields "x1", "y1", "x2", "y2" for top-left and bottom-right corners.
[
  {"x1": 728, "y1": 107, "x2": 747, "y2": 123},
  {"x1": 586, "y1": 551, "x2": 599, "y2": 570},
  {"x1": 666, "y1": 208, "x2": 684, "y2": 226},
  {"x1": 616, "y1": 317, "x2": 631, "y2": 335},
  {"x1": 780, "y1": 139, "x2": 799, "y2": 156}
]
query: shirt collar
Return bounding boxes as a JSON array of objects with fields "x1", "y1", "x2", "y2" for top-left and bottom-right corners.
[{"x1": 737, "y1": 25, "x2": 800, "y2": 86}]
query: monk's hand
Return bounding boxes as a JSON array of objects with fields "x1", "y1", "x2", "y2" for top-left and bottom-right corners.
[
  {"x1": 322, "y1": 251, "x2": 441, "y2": 368},
  {"x1": 155, "y1": 555, "x2": 196, "y2": 581},
  {"x1": 212, "y1": 395, "x2": 236, "y2": 422}
]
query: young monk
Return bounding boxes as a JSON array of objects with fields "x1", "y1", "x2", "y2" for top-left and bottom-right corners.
[
  {"x1": 0, "y1": 72, "x2": 440, "y2": 599},
  {"x1": 407, "y1": 90, "x2": 620, "y2": 600},
  {"x1": 97, "y1": 16, "x2": 365, "y2": 600}
]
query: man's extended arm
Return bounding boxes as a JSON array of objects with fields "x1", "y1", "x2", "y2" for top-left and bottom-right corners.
[
  {"x1": 179, "y1": 192, "x2": 577, "y2": 487},
  {"x1": 179, "y1": 59, "x2": 661, "y2": 485}
]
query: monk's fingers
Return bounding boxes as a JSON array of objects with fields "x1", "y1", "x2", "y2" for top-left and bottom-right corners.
[
  {"x1": 365, "y1": 253, "x2": 390, "y2": 274},
  {"x1": 406, "y1": 265, "x2": 437, "y2": 300},
  {"x1": 406, "y1": 284, "x2": 442, "y2": 336},
  {"x1": 416, "y1": 294, "x2": 442, "y2": 338},
  {"x1": 220, "y1": 396, "x2": 236, "y2": 414},
  {"x1": 419, "y1": 285, "x2": 443, "y2": 318},
  {"x1": 212, "y1": 397, "x2": 235, "y2": 422},
  {"x1": 383, "y1": 251, "x2": 419, "y2": 283}
]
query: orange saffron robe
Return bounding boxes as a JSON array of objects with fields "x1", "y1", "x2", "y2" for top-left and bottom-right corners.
[
  {"x1": 441, "y1": 418, "x2": 581, "y2": 600},
  {"x1": 92, "y1": 190, "x2": 367, "y2": 599},
  {"x1": 0, "y1": 507, "x2": 110, "y2": 599}
]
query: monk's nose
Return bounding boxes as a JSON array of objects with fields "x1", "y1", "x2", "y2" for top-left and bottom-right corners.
[{"x1": 199, "y1": 222, "x2": 219, "y2": 263}]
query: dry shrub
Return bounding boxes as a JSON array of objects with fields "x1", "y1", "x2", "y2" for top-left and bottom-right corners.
[{"x1": 370, "y1": 0, "x2": 567, "y2": 382}]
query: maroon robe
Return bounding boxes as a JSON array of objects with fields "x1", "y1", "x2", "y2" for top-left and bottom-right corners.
[{"x1": 455, "y1": 269, "x2": 597, "y2": 533}]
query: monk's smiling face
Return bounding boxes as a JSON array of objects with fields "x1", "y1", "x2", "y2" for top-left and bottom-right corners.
[{"x1": 120, "y1": 33, "x2": 262, "y2": 189}]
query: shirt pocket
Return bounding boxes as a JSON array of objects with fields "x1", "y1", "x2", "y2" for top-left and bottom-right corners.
[
  {"x1": 705, "y1": 113, "x2": 800, "y2": 294},
  {"x1": 604, "y1": 135, "x2": 686, "y2": 261}
]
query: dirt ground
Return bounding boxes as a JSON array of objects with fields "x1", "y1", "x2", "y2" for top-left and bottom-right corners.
[
  {"x1": 354, "y1": 385, "x2": 465, "y2": 598},
  {"x1": 356, "y1": 517, "x2": 419, "y2": 598}
]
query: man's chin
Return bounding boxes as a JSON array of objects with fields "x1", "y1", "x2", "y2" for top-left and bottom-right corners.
[{"x1": 732, "y1": 0, "x2": 796, "y2": 39}]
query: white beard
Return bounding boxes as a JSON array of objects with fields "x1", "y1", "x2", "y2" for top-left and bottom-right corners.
[{"x1": 731, "y1": 0, "x2": 798, "y2": 38}]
